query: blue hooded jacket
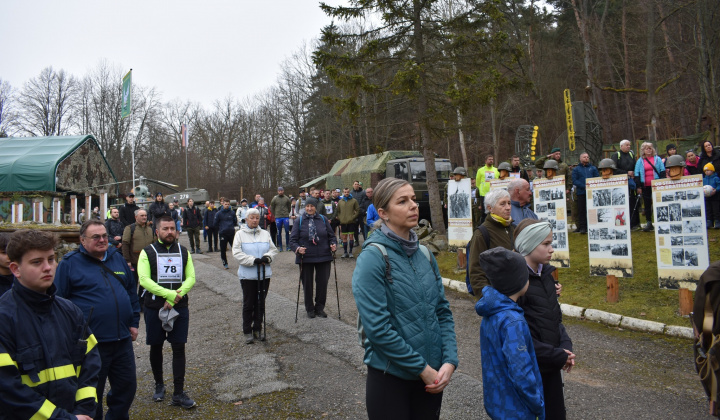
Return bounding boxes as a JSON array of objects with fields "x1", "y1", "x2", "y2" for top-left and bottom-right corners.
[
  {"x1": 352, "y1": 229, "x2": 458, "y2": 380},
  {"x1": 476, "y1": 286, "x2": 545, "y2": 420},
  {"x1": 214, "y1": 206, "x2": 238, "y2": 234},
  {"x1": 55, "y1": 245, "x2": 140, "y2": 343}
]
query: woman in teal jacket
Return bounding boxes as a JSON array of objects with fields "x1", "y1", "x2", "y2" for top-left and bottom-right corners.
[{"x1": 352, "y1": 178, "x2": 458, "y2": 420}]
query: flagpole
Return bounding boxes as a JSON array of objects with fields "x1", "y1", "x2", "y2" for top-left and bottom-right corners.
[{"x1": 182, "y1": 123, "x2": 189, "y2": 189}]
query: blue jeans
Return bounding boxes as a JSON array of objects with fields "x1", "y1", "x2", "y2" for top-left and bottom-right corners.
[
  {"x1": 95, "y1": 337, "x2": 137, "y2": 420},
  {"x1": 276, "y1": 217, "x2": 290, "y2": 248}
]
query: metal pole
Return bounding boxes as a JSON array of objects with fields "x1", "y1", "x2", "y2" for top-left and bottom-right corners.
[{"x1": 295, "y1": 254, "x2": 303, "y2": 323}]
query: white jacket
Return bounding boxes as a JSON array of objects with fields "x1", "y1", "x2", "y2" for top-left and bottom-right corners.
[{"x1": 232, "y1": 225, "x2": 278, "y2": 279}]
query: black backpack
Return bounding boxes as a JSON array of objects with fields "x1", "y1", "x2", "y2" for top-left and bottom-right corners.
[
  {"x1": 693, "y1": 262, "x2": 720, "y2": 416},
  {"x1": 465, "y1": 225, "x2": 491, "y2": 296}
]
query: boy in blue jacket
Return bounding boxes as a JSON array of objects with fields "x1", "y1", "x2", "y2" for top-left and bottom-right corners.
[
  {"x1": 475, "y1": 247, "x2": 545, "y2": 420},
  {"x1": 704, "y1": 163, "x2": 720, "y2": 228}
]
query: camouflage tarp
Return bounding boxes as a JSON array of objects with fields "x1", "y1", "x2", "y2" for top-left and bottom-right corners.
[{"x1": 325, "y1": 151, "x2": 421, "y2": 191}]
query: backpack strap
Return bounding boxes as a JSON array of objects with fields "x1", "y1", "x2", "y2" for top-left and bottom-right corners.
[
  {"x1": 367, "y1": 243, "x2": 392, "y2": 284},
  {"x1": 418, "y1": 244, "x2": 431, "y2": 263},
  {"x1": 478, "y1": 225, "x2": 491, "y2": 250}
]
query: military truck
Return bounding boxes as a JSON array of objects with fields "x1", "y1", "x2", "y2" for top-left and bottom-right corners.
[{"x1": 325, "y1": 151, "x2": 451, "y2": 221}]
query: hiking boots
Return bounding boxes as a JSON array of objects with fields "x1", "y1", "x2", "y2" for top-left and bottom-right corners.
[
  {"x1": 307, "y1": 311, "x2": 316, "y2": 319},
  {"x1": 223, "y1": 262, "x2": 229, "y2": 269},
  {"x1": 153, "y1": 383, "x2": 166, "y2": 402},
  {"x1": 245, "y1": 333, "x2": 254, "y2": 344},
  {"x1": 316, "y1": 309, "x2": 328, "y2": 318},
  {"x1": 171, "y1": 392, "x2": 197, "y2": 409}
]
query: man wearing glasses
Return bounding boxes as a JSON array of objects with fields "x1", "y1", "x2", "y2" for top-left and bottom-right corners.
[{"x1": 55, "y1": 220, "x2": 140, "y2": 420}]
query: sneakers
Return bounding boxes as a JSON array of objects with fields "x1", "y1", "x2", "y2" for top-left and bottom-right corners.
[
  {"x1": 245, "y1": 333, "x2": 254, "y2": 344},
  {"x1": 171, "y1": 392, "x2": 197, "y2": 409},
  {"x1": 223, "y1": 262, "x2": 229, "y2": 269},
  {"x1": 253, "y1": 330, "x2": 266, "y2": 341},
  {"x1": 341, "y1": 253, "x2": 349, "y2": 258},
  {"x1": 153, "y1": 383, "x2": 166, "y2": 402},
  {"x1": 286, "y1": 247, "x2": 292, "y2": 252},
  {"x1": 316, "y1": 309, "x2": 328, "y2": 318},
  {"x1": 642, "y1": 222, "x2": 654, "y2": 232},
  {"x1": 195, "y1": 248, "x2": 203, "y2": 254},
  {"x1": 190, "y1": 249, "x2": 195, "y2": 254},
  {"x1": 348, "y1": 253, "x2": 354, "y2": 258}
]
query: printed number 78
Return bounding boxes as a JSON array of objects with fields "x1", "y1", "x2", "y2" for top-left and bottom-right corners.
[{"x1": 164, "y1": 266, "x2": 177, "y2": 273}]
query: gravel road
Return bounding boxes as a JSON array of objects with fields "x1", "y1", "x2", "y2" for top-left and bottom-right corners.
[{"x1": 123, "y1": 234, "x2": 711, "y2": 419}]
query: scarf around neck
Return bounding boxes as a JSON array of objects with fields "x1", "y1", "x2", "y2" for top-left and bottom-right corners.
[
  {"x1": 380, "y1": 224, "x2": 418, "y2": 256},
  {"x1": 489, "y1": 213, "x2": 512, "y2": 227}
]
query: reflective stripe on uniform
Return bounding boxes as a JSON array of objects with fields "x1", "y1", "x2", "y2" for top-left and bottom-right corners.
[
  {"x1": 21, "y1": 364, "x2": 76, "y2": 387},
  {"x1": 86, "y1": 334, "x2": 98, "y2": 354},
  {"x1": 0, "y1": 352, "x2": 18, "y2": 368},
  {"x1": 75, "y1": 386, "x2": 98, "y2": 402},
  {"x1": 29, "y1": 399, "x2": 56, "y2": 420}
]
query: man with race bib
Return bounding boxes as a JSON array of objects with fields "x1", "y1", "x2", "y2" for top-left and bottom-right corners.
[{"x1": 137, "y1": 216, "x2": 197, "y2": 410}]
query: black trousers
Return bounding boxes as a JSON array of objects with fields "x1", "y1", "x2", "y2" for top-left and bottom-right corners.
[
  {"x1": 706, "y1": 197, "x2": 720, "y2": 223},
  {"x1": 641, "y1": 186, "x2": 653, "y2": 223},
  {"x1": 150, "y1": 342, "x2": 186, "y2": 395},
  {"x1": 207, "y1": 228, "x2": 219, "y2": 250},
  {"x1": 301, "y1": 261, "x2": 331, "y2": 313},
  {"x1": 95, "y1": 338, "x2": 136, "y2": 420},
  {"x1": 628, "y1": 186, "x2": 641, "y2": 227},
  {"x1": 219, "y1": 229, "x2": 235, "y2": 265},
  {"x1": 576, "y1": 194, "x2": 587, "y2": 231},
  {"x1": 541, "y1": 369, "x2": 566, "y2": 420},
  {"x1": 240, "y1": 278, "x2": 271, "y2": 334},
  {"x1": 366, "y1": 366, "x2": 442, "y2": 420}
]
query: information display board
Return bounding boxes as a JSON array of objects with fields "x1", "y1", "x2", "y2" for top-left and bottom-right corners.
[
  {"x1": 651, "y1": 175, "x2": 709, "y2": 290},
  {"x1": 585, "y1": 175, "x2": 633, "y2": 277},
  {"x1": 447, "y1": 178, "x2": 473, "y2": 247},
  {"x1": 533, "y1": 176, "x2": 570, "y2": 267}
]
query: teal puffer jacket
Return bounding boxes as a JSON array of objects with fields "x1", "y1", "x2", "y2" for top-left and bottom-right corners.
[{"x1": 352, "y1": 230, "x2": 458, "y2": 380}]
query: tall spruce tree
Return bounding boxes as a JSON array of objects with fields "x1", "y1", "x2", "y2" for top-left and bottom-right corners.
[{"x1": 314, "y1": 0, "x2": 525, "y2": 234}]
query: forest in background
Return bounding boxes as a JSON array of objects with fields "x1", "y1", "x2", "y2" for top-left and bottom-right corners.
[{"x1": 0, "y1": 0, "x2": 718, "y2": 205}]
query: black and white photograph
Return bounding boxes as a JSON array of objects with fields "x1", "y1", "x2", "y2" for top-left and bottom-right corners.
[
  {"x1": 661, "y1": 192, "x2": 674, "y2": 202},
  {"x1": 681, "y1": 202, "x2": 703, "y2": 218},
  {"x1": 611, "y1": 188, "x2": 626, "y2": 205},
  {"x1": 672, "y1": 248, "x2": 685, "y2": 266},
  {"x1": 658, "y1": 224, "x2": 670, "y2": 234},
  {"x1": 668, "y1": 203, "x2": 682, "y2": 222},
  {"x1": 683, "y1": 220, "x2": 703, "y2": 233},
  {"x1": 670, "y1": 223, "x2": 683, "y2": 234},
  {"x1": 685, "y1": 236, "x2": 704, "y2": 246},
  {"x1": 675, "y1": 191, "x2": 687, "y2": 201},
  {"x1": 551, "y1": 188, "x2": 564, "y2": 200},
  {"x1": 536, "y1": 204, "x2": 548, "y2": 213},
  {"x1": 597, "y1": 208, "x2": 613, "y2": 223},
  {"x1": 548, "y1": 208, "x2": 556, "y2": 216},
  {"x1": 589, "y1": 228, "x2": 599, "y2": 240},
  {"x1": 548, "y1": 202, "x2": 556, "y2": 210},
  {"x1": 670, "y1": 236, "x2": 683, "y2": 246},
  {"x1": 685, "y1": 249, "x2": 699, "y2": 267},
  {"x1": 656, "y1": 206, "x2": 669, "y2": 222},
  {"x1": 557, "y1": 221, "x2": 566, "y2": 231},
  {"x1": 449, "y1": 189, "x2": 470, "y2": 219},
  {"x1": 612, "y1": 229, "x2": 628, "y2": 240},
  {"x1": 611, "y1": 244, "x2": 629, "y2": 256},
  {"x1": 590, "y1": 243, "x2": 600, "y2": 252},
  {"x1": 593, "y1": 188, "x2": 612, "y2": 207},
  {"x1": 557, "y1": 232, "x2": 567, "y2": 248},
  {"x1": 688, "y1": 190, "x2": 701, "y2": 200}
]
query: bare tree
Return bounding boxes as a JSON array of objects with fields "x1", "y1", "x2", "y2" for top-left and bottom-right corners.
[
  {"x1": 15, "y1": 67, "x2": 78, "y2": 136},
  {"x1": 0, "y1": 78, "x2": 15, "y2": 137}
]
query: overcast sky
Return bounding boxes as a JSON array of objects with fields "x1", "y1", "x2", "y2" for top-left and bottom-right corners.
[{"x1": 0, "y1": 0, "x2": 342, "y2": 108}]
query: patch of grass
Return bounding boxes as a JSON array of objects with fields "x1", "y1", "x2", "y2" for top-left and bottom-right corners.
[{"x1": 437, "y1": 228, "x2": 720, "y2": 327}]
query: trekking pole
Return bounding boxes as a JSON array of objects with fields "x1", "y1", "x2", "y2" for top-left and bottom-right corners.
[
  {"x1": 257, "y1": 263, "x2": 262, "y2": 338},
  {"x1": 295, "y1": 252, "x2": 303, "y2": 323},
  {"x1": 262, "y1": 264, "x2": 267, "y2": 341},
  {"x1": 631, "y1": 194, "x2": 643, "y2": 220},
  {"x1": 332, "y1": 248, "x2": 341, "y2": 320}
]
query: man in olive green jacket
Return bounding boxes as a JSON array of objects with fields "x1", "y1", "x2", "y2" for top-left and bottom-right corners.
[
  {"x1": 270, "y1": 187, "x2": 293, "y2": 251},
  {"x1": 336, "y1": 187, "x2": 359, "y2": 258}
]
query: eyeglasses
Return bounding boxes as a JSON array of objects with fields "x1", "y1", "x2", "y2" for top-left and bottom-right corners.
[{"x1": 84, "y1": 234, "x2": 108, "y2": 241}]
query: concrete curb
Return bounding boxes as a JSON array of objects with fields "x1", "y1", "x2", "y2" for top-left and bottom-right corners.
[{"x1": 444, "y1": 278, "x2": 694, "y2": 340}]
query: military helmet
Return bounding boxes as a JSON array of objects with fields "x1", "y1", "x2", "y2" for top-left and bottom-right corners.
[
  {"x1": 452, "y1": 166, "x2": 467, "y2": 176},
  {"x1": 665, "y1": 154, "x2": 686, "y2": 168},
  {"x1": 598, "y1": 158, "x2": 617, "y2": 170},
  {"x1": 543, "y1": 159, "x2": 559, "y2": 170},
  {"x1": 497, "y1": 162, "x2": 512, "y2": 172}
]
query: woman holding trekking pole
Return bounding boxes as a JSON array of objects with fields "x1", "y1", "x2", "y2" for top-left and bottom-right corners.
[
  {"x1": 232, "y1": 208, "x2": 278, "y2": 344},
  {"x1": 289, "y1": 197, "x2": 337, "y2": 319},
  {"x1": 352, "y1": 178, "x2": 458, "y2": 420}
]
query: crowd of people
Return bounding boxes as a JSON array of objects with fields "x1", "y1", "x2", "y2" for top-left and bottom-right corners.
[{"x1": 0, "y1": 140, "x2": 717, "y2": 419}]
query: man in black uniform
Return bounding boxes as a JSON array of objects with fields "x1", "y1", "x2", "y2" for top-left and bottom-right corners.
[
  {"x1": 138, "y1": 216, "x2": 197, "y2": 409},
  {"x1": 611, "y1": 139, "x2": 640, "y2": 229},
  {"x1": 119, "y1": 192, "x2": 139, "y2": 227},
  {"x1": 0, "y1": 229, "x2": 101, "y2": 420}
]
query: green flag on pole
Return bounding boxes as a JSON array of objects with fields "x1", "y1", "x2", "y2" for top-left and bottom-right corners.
[{"x1": 121, "y1": 69, "x2": 132, "y2": 119}]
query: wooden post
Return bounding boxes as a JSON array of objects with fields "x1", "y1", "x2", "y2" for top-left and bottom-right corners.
[
  {"x1": 99, "y1": 190, "x2": 108, "y2": 222},
  {"x1": 14, "y1": 202, "x2": 24, "y2": 224},
  {"x1": 606, "y1": 275, "x2": 619, "y2": 303},
  {"x1": 85, "y1": 194, "x2": 92, "y2": 221},
  {"x1": 53, "y1": 197, "x2": 61, "y2": 225},
  {"x1": 679, "y1": 288, "x2": 693, "y2": 316},
  {"x1": 457, "y1": 246, "x2": 467, "y2": 269},
  {"x1": 32, "y1": 199, "x2": 42, "y2": 223},
  {"x1": 70, "y1": 195, "x2": 78, "y2": 225}
]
